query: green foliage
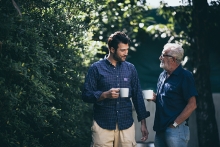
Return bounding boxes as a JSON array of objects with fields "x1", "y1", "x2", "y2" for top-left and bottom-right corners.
[
  {"x1": 0, "y1": 0, "x2": 98, "y2": 146},
  {"x1": 157, "y1": 1, "x2": 220, "y2": 69},
  {"x1": 151, "y1": 4, "x2": 190, "y2": 45},
  {"x1": 90, "y1": 0, "x2": 156, "y2": 56}
]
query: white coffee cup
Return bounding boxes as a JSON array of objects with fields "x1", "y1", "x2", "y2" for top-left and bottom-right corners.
[
  {"x1": 120, "y1": 88, "x2": 129, "y2": 98},
  {"x1": 142, "y1": 90, "x2": 153, "y2": 100}
]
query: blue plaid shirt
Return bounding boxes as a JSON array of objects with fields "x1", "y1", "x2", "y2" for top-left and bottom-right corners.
[{"x1": 82, "y1": 58, "x2": 150, "y2": 130}]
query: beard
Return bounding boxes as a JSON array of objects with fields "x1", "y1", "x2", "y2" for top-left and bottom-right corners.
[
  {"x1": 160, "y1": 61, "x2": 169, "y2": 70},
  {"x1": 113, "y1": 51, "x2": 126, "y2": 62},
  {"x1": 160, "y1": 62, "x2": 165, "y2": 68}
]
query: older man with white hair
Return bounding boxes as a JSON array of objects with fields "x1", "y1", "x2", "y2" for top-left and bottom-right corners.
[{"x1": 150, "y1": 43, "x2": 198, "y2": 147}]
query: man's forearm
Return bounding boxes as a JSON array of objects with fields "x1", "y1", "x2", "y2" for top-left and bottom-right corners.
[
  {"x1": 141, "y1": 119, "x2": 146, "y2": 125},
  {"x1": 175, "y1": 96, "x2": 197, "y2": 125}
]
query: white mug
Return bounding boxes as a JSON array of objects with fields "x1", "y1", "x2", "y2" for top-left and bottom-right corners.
[
  {"x1": 142, "y1": 90, "x2": 153, "y2": 100},
  {"x1": 120, "y1": 88, "x2": 129, "y2": 98}
]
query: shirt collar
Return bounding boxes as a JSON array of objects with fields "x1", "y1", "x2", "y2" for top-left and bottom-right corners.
[
  {"x1": 168, "y1": 64, "x2": 182, "y2": 76},
  {"x1": 104, "y1": 55, "x2": 122, "y2": 66},
  {"x1": 104, "y1": 55, "x2": 111, "y2": 65},
  {"x1": 163, "y1": 65, "x2": 182, "y2": 78}
]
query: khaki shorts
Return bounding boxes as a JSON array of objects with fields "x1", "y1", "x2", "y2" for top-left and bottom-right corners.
[{"x1": 91, "y1": 121, "x2": 137, "y2": 147}]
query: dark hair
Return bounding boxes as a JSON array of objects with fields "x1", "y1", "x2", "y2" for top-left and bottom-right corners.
[{"x1": 107, "y1": 31, "x2": 131, "y2": 51}]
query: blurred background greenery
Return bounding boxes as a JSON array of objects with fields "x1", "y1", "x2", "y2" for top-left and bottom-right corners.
[{"x1": 0, "y1": 0, "x2": 219, "y2": 147}]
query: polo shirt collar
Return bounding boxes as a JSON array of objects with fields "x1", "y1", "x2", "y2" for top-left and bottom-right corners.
[{"x1": 170, "y1": 64, "x2": 182, "y2": 76}]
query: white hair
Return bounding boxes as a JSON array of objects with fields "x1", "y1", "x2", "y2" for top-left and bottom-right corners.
[{"x1": 163, "y1": 43, "x2": 184, "y2": 64}]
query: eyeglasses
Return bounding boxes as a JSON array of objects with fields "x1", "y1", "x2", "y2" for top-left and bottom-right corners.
[{"x1": 160, "y1": 54, "x2": 174, "y2": 58}]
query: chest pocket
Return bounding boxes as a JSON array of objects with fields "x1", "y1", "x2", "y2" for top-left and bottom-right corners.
[
  {"x1": 120, "y1": 63, "x2": 133, "y2": 88},
  {"x1": 120, "y1": 71, "x2": 131, "y2": 88},
  {"x1": 164, "y1": 83, "x2": 181, "y2": 97}
]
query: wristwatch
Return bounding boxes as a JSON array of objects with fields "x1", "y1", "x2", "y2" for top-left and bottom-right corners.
[{"x1": 172, "y1": 121, "x2": 178, "y2": 127}]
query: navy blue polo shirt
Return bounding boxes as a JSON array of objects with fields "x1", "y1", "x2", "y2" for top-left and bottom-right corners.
[
  {"x1": 82, "y1": 58, "x2": 150, "y2": 130},
  {"x1": 153, "y1": 65, "x2": 198, "y2": 132}
]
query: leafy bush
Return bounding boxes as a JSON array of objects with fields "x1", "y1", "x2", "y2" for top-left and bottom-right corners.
[{"x1": 0, "y1": 0, "x2": 98, "y2": 146}]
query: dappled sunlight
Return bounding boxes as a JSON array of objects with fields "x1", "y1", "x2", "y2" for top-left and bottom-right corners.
[
  {"x1": 146, "y1": 24, "x2": 172, "y2": 39},
  {"x1": 161, "y1": 33, "x2": 167, "y2": 38},
  {"x1": 193, "y1": 68, "x2": 197, "y2": 74},
  {"x1": 146, "y1": 25, "x2": 154, "y2": 31},
  {"x1": 172, "y1": 11, "x2": 176, "y2": 16},
  {"x1": 139, "y1": 23, "x2": 144, "y2": 28},
  {"x1": 130, "y1": 46, "x2": 136, "y2": 51},
  {"x1": 182, "y1": 56, "x2": 188, "y2": 66},
  {"x1": 134, "y1": 43, "x2": 139, "y2": 47}
]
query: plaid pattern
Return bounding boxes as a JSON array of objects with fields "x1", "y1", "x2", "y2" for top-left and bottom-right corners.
[{"x1": 82, "y1": 58, "x2": 150, "y2": 130}]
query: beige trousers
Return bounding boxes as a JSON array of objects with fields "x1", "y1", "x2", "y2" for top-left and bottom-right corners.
[{"x1": 91, "y1": 121, "x2": 137, "y2": 147}]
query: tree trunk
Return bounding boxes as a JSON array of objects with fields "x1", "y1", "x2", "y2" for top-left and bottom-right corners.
[{"x1": 192, "y1": 0, "x2": 220, "y2": 146}]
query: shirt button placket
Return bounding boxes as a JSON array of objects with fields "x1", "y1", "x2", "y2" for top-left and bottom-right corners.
[
  {"x1": 115, "y1": 66, "x2": 120, "y2": 119},
  {"x1": 117, "y1": 75, "x2": 119, "y2": 87}
]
